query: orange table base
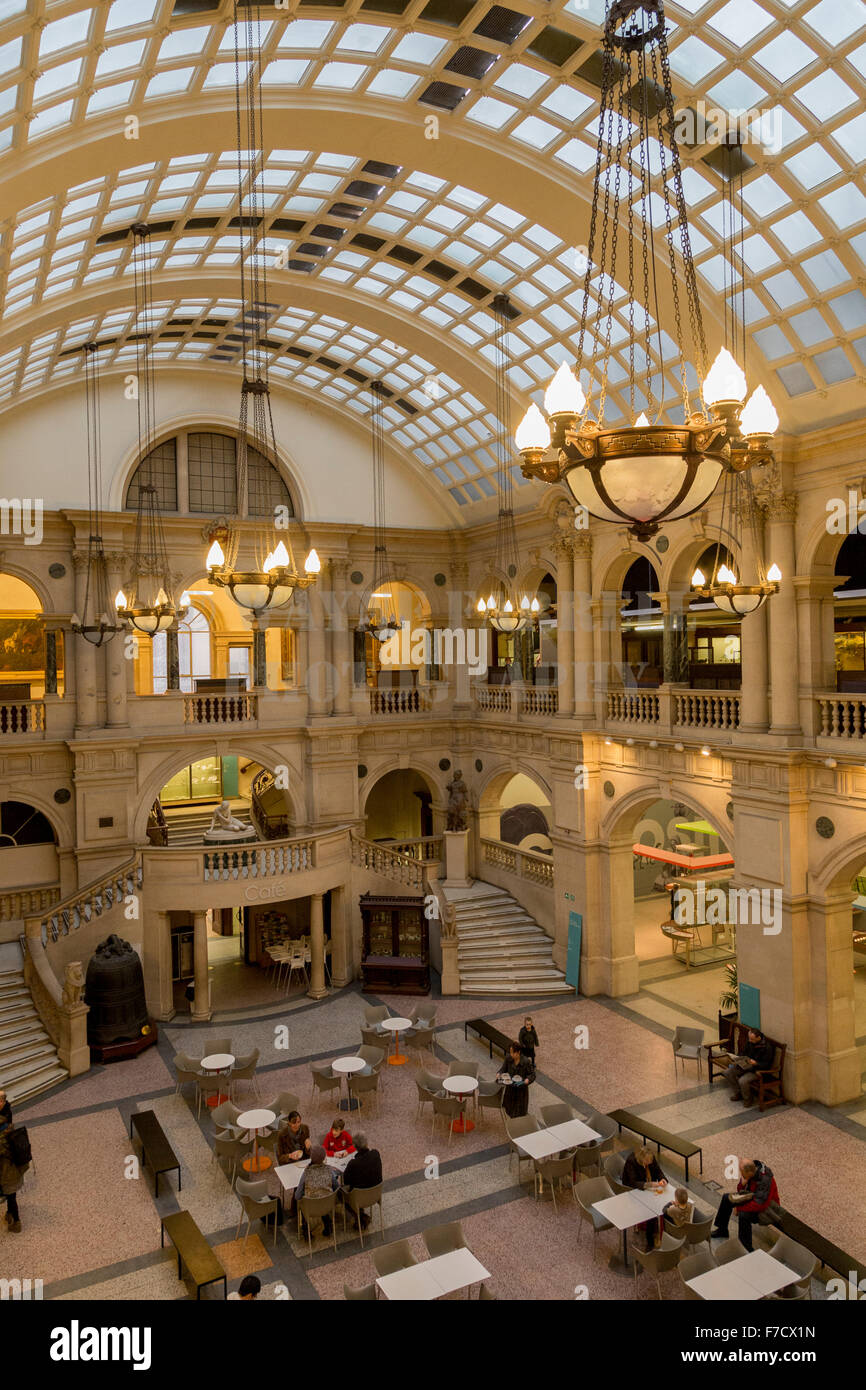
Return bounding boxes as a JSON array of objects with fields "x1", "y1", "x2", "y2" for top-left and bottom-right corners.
[
  {"x1": 387, "y1": 1053, "x2": 407, "y2": 1066},
  {"x1": 206, "y1": 1092, "x2": 229, "y2": 1108},
  {"x1": 242, "y1": 1153, "x2": 273, "y2": 1173},
  {"x1": 451, "y1": 1114, "x2": 475, "y2": 1134}
]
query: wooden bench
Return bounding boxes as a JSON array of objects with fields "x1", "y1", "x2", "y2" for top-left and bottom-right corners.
[
  {"x1": 771, "y1": 1208, "x2": 866, "y2": 1287},
  {"x1": 704, "y1": 1022, "x2": 787, "y2": 1111},
  {"x1": 161, "y1": 1211, "x2": 227, "y2": 1300},
  {"x1": 130, "y1": 1110, "x2": 181, "y2": 1197},
  {"x1": 464, "y1": 1018, "x2": 512, "y2": 1059},
  {"x1": 608, "y1": 1108, "x2": 703, "y2": 1182}
]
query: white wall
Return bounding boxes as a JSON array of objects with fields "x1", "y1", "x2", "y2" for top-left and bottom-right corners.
[{"x1": 0, "y1": 369, "x2": 455, "y2": 530}]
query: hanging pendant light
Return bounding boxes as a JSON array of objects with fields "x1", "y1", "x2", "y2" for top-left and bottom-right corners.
[
  {"x1": 689, "y1": 134, "x2": 779, "y2": 618},
  {"x1": 70, "y1": 343, "x2": 122, "y2": 647},
  {"x1": 358, "y1": 382, "x2": 400, "y2": 644},
  {"x1": 205, "y1": 1, "x2": 319, "y2": 615},
  {"x1": 482, "y1": 294, "x2": 539, "y2": 634},
  {"x1": 514, "y1": 0, "x2": 778, "y2": 539},
  {"x1": 115, "y1": 226, "x2": 176, "y2": 637}
]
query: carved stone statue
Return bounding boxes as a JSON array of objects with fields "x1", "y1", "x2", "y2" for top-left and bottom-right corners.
[
  {"x1": 441, "y1": 902, "x2": 458, "y2": 939},
  {"x1": 204, "y1": 800, "x2": 256, "y2": 842},
  {"x1": 61, "y1": 960, "x2": 85, "y2": 1009},
  {"x1": 445, "y1": 770, "x2": 469, "y2": 832}
]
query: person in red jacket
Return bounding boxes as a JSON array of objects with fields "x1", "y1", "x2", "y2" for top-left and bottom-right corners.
[
  {"x1": 322, "y1": 1117, "x2": 356, "y2": 1159},
  {"x1": 711, "y1": 1158, "x2": 780, "y2": 1250}
]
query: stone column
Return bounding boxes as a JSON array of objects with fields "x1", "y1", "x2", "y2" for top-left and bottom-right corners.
[
  {"x1": 738, "y1": 494, "x2": 770, "y2": 733},
  {"x1": 44, "y1": 629, "x2": 58, "y2": 695},
  {"x1": 573, "y1": 532, "x2": 594, "y2": 718},
  {"x1": 306, "y1": 580, "x2": 330, "y2": 717},
  {"x1": 553, "y1": 532, "x2": 574, "y2": 718},
  {"x1": 191, "y1": 910, "x2": 211, "y2": 1021},
  {"x1": 450, "y1": 560, "x2": 473, "y2": 707},
  {"x1": 103, "y1": 552, "x2": 129, "y2": 725},
  {"x1": 71, "y1": 551, "x2": 99, "y2": 729},
  {"x1": 251, "y1": 626, "x2": 267, "y2": 689},
  {"x1": 329, "y1": 885, "x2": 352, "y2": 987},
  {"x1": 307, "y1": 892, "x2": 327, "y2": 999},
  {"x1": 766, "y1": 493, "x2": 800, "y2": 737},
  {"x1": 166, "y1": 628, "x2": 181, "y2": 692},
  {"x1": 330, "y1": 560, "x2": 353, "y2": 716}
]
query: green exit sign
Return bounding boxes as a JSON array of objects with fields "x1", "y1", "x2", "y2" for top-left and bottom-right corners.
[{"x1": 563, "y1": 892, "x2": 575, "y2": 902}]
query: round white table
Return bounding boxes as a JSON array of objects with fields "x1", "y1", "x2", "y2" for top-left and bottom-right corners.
[
  {"x1": 237, "y1": 1106, "x2": 276, "y2": 1174},
  {"x1": 332, "y1": 1055, "x2": 367, "y2": 1110},
  {"x1": 200, "y1": 1053, "x2": 235, "y2": 1108},
  {"x1": 379, "y1": 1016, "x2": 412, "y2": 1066},
  {"x1": 443, "y1": 1075, "x2": 478, "y2": 1134}
]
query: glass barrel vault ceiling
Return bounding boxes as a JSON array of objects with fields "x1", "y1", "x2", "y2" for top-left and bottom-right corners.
[{"x1": 1, "y1": 0, "x2": 866, "y2": 512}]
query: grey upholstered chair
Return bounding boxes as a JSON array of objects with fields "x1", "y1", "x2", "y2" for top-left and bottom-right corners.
[
  {"x1": 630, "y1": 1230, "x2": 686, "y2": 1298},
  {"x1": 672, "y1": 1026, "x2": 705, "y2": 1078}
]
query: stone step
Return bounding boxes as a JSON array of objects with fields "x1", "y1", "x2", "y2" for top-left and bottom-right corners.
[
  {"x1": 458, "y1": 940, "x2": 555, "y2": 958},
  {"x1": 455, "y1": 912, "x2": 537, "y2": 929},
  {"x1": 461, "y1": 981, "x2": 574, "y2": 996},
  {"x1": 6, "y1": 1061, "x2": 69, "y2": 1105},
  {"x1": 0, "y1": 969, "x2": 25, "y2": 985},
  {"x1": 460, "y1": 964, "x2": 568, "y2": 980},
  {"x1": 2, "y1": 1047, "x2": 66, "y2": 1086},
  {"x1": 0, "y1": 1018, "x2": 49, "y2": 1049},
  {"x1": 0, "y1": 981, "x2": 27, "y2": 1000},
  {"x1": 0, "y1": 999, "x2": 39, "y2": 1023},
  {"x1": 457, "y1": 921, "x2": 540, "y2": 937},
  {"x1": 0, "y1": 1039, "x2": 57, "y2": 1071}
]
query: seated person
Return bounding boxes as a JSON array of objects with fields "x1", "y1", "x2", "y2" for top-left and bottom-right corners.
[
  {"x1": 342, "y1": 1132, "x2": 383, "y2": 1230},
  {"x1": 723, "y1": 1028, "x2": 775, "y2": 1107},
  {"x1": 663, "y1": 1186, "x2": 695, "y2": 1227},
  {"x1": 277, "y1": 1111, "x2": 311, "y2": 1164},
  {"x1": 711, "y1": 1158, "x2": 780, "y2": 1251},
  {"x1": 622, "y1": 1144, "x2": 666, "y2": 1251},
  {"x1": 323, "y1": 1117, "x2": 356, "y2": 1158},
  {"x1": 229, "y1": 1275, "x2": 262, "y2": 1301},
  {"x1": 296, "y1": 1146, "x2": 340, "y2": 1238},
  {"x1": 496, "y1": 1042, "x2": 536, "y2": 1119}
]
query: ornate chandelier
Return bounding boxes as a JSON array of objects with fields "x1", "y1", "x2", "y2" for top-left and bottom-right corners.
[
  {"x1": 478, "y1": 293, "x2": 540, "y2": 634},
  {"x1": 70, "y1": 344, "x2": 122, "y2": 647},
  {"x1": 115, "y1": 226, "x2": 176, "y2": 636},
  {"x1": 358, "y1": 382, "x2": 400, "y2": 644},
  {"x1": 514, "y1": 0, "x2": 778, "y2": 540},
  {"x1": 205, "y1": 1, "x2": 319, "y2": 615}
]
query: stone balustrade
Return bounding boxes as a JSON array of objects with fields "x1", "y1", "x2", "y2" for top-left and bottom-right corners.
[
  {"x1": 368, "y1": 687, "x2": 433, "y2": 716},
  {"x1": 184, "y1": 691, "x2": 258, "y2": 724},
  {"x1": 606, "y1": 686, "x2": 741, "y2": 737},
  {"x1": 816, "y1": 694, "x2": 866, "y2": 739},
  {"x1": 480, "y1": 837, "x2": 554, "y2": 888},
  {"x1": 0, "y1": 699, "x2": 45, "y2": 735},
  {"x1": 0, "y1": 884, "x2": 60, "y2": 922}
]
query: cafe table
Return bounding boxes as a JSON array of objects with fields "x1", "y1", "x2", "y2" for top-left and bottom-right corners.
[
  {"x1": 592, "y1": 1182, "x2": 673, "y2": 1270},
  {"x1": 237, "y1": 1107, "x2": 276, "y2": 1174},
  {"x1": 274, "y1": 1155, "x2": 351, "y2": 1195},
  {"x1": 442, "y1": 1075, "x2": 479, "y2": 1133},
  {"x1": 200, "y1": 1052, "x2": 235, "y2": 1108},
  {"x1": 379, "y1": 1015, "x2": 412, "y2": 1065},
  {"x1": 686, "y1": 1249, "x2": 801, "y2": 1302},
  {"x1": 377, "y1": 1249, "x2": 490, "y2": 1301},
  {"x1": 331, "y1": 1054, "x2": 367, "y2": 1111}
]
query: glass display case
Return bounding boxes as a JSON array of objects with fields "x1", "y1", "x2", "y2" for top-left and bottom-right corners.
[{"x1": 359, "y1": 893, "x2": 430, "y2": 994}]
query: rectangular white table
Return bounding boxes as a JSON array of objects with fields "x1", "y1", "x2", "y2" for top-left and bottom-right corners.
[
  {"x1": 686, "y1": 1250, "x2": 797, "y2": 1302},
  {"x1": 274, "y1": 1155, "x2": 351, "y2": 1194},
  {"x1": 377, "y1": 1249, "x2": 490, "y2": 1302},
  {"x1": 514, "y1": 1118, "x2": 602, "y2": 1161},
  {"x1": 592, "y1": 1183, "x2": 674, "y2": 1268}
]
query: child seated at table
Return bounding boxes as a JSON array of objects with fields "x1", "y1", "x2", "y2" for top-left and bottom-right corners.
[
  {"x1": 322, "y1": 1117, "x2": 356, "y2": 1158},
  {"x1": 663, "y1": 1186, "x2": 694, "y2": 1227}
]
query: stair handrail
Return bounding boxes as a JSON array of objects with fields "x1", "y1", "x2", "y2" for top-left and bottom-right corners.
[
  {"x1": 349, "y1": 832, "x2": 427, "y2": 889},
  {"x1": 23, "y1": 850, "x2": 143, "y2": 950}
]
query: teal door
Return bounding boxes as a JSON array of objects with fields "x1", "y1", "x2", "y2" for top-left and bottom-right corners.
[{"x1": 565, "y1": 911, "x2": 582, "y2": 993}]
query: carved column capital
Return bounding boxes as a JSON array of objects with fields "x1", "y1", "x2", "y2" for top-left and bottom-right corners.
[{"x1": 764, "y1": 492, "x2": 798, "y2": 524}]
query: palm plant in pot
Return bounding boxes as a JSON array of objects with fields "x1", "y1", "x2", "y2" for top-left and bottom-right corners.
[{"x1": 718, "y1": 961, "x2": 738, "y2": 1042}]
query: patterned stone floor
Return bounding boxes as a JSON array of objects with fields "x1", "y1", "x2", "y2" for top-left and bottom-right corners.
[{"x1": 3, "y1": 975, "x2": 865, "y2": 1301}]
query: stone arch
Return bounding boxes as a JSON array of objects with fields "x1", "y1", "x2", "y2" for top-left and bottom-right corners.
[
  {"x1": 134, "y1": 741, "x2": 305, "y2": 843},
  {"x1": 0, "y1": 566, "x2": 52, "y2": 615},
  {"x1": 477, "y1": 764, "x2": 554, "y2": 843},
  {"x1": 599, "y1": 779, "x2": 731, "y2": 848},
  {"x1": 359, "y1": 761, "x2": 443, "y2": 841}
]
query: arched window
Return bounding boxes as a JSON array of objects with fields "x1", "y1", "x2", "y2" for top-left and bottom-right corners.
[
  {"x1": 124, "y1": 430, "x2": 294, "y2": 518},
  {"x1": 152, "y1": 607, "x2": 211, "y2": 694},
  {"x1": 0, "y1": 801, "x2": 55, "y2": 846}
]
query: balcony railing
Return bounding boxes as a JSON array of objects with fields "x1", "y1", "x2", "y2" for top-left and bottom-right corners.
[
  {"x1": 0, "y1": 699, "x2": 45, "y2": 735},
  {"x1": 606, "y1": 687, "x2": 740, "y2": 735},
  {"x1": 816, "y1": 694, "x2": 866, "y2": 739},
  {"x1": 350, "y1": 833, "x2": 427, "y2": 888},
  {"x1": 184, "y1": 691, "x2": 257, "y2": 725},
  {"x1": 30, "y1": 855, "x2": 143, "y2": 948},
  {"x1": 480, "y1": 837, "x2": 554, "y2": 889},
  {"x1": 378, "y1": 836, "x2": 443, "y2": 862},
  {"x1": 203, "y1": 837, "x2": 315, "y2": 881},
  {"x1": 474, "y1": 686, "x2": 559, "y2": 716},
  {"x1": 369, "y1": 687, "x2": 432, "y2": 716},
  {"x1": 0, "y1": 884, "x2": 60, "y2": 922}
]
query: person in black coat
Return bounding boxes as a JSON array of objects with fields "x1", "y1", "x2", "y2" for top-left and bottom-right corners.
[
  {"x1": 518, "y1": 1017, "x2": 539, "y2": 1065},
  {"x1": 622, "y1": 1145, "x2": 666, "y2": 1250},
  {"x1": 496, "y1": 1043, "x2": 535, "y2": 1118},
  {"x1": 0, "y1": 1089, "x2": 11, "y2": 1136},
  {"x1": 342, "y1": 1134, "x2": 383, "y2": 1229},
  {"x1": 723, "y1": 1029, "x2": 775, "y2": 1105}
]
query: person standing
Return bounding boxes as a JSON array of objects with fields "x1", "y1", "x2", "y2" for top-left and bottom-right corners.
[
  {"x1": 518, "y1": 1017, "x2": 539, "y2": 1066},
  {"x1": 0, "y1": 1089, "x2": 11, "y2": 1135},
  {"x1": 0, "y1": 1121, "x2": 26, "y2": 1234},
  {"x1": 496, "y1": 1042, "x2": 535, "y2": 1119},
  {"x1": 711, "y1": 1158, "x2": 780, "y2": 1250}
]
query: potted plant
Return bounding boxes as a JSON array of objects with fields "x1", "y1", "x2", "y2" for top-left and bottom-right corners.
[{"x1": 718, "y1": 961, "x2": 738, "y2": 1043}]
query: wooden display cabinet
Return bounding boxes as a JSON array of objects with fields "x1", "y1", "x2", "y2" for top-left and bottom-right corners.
[{"x1": 359, "y1": 892, "x2": 430, "y2": 995}]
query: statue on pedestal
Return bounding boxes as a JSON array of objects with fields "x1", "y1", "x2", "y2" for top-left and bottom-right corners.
[
  {"x1": 445, "y1": 770, "x2": 469, "y2": 831},
  {"x1": 204, "y1": 800, "x2": 257, "y2": 842}
]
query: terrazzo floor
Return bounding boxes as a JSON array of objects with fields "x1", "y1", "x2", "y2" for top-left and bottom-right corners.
[{"x1": 4, "y1": 977, "x2": 865, "y2": 1301}]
